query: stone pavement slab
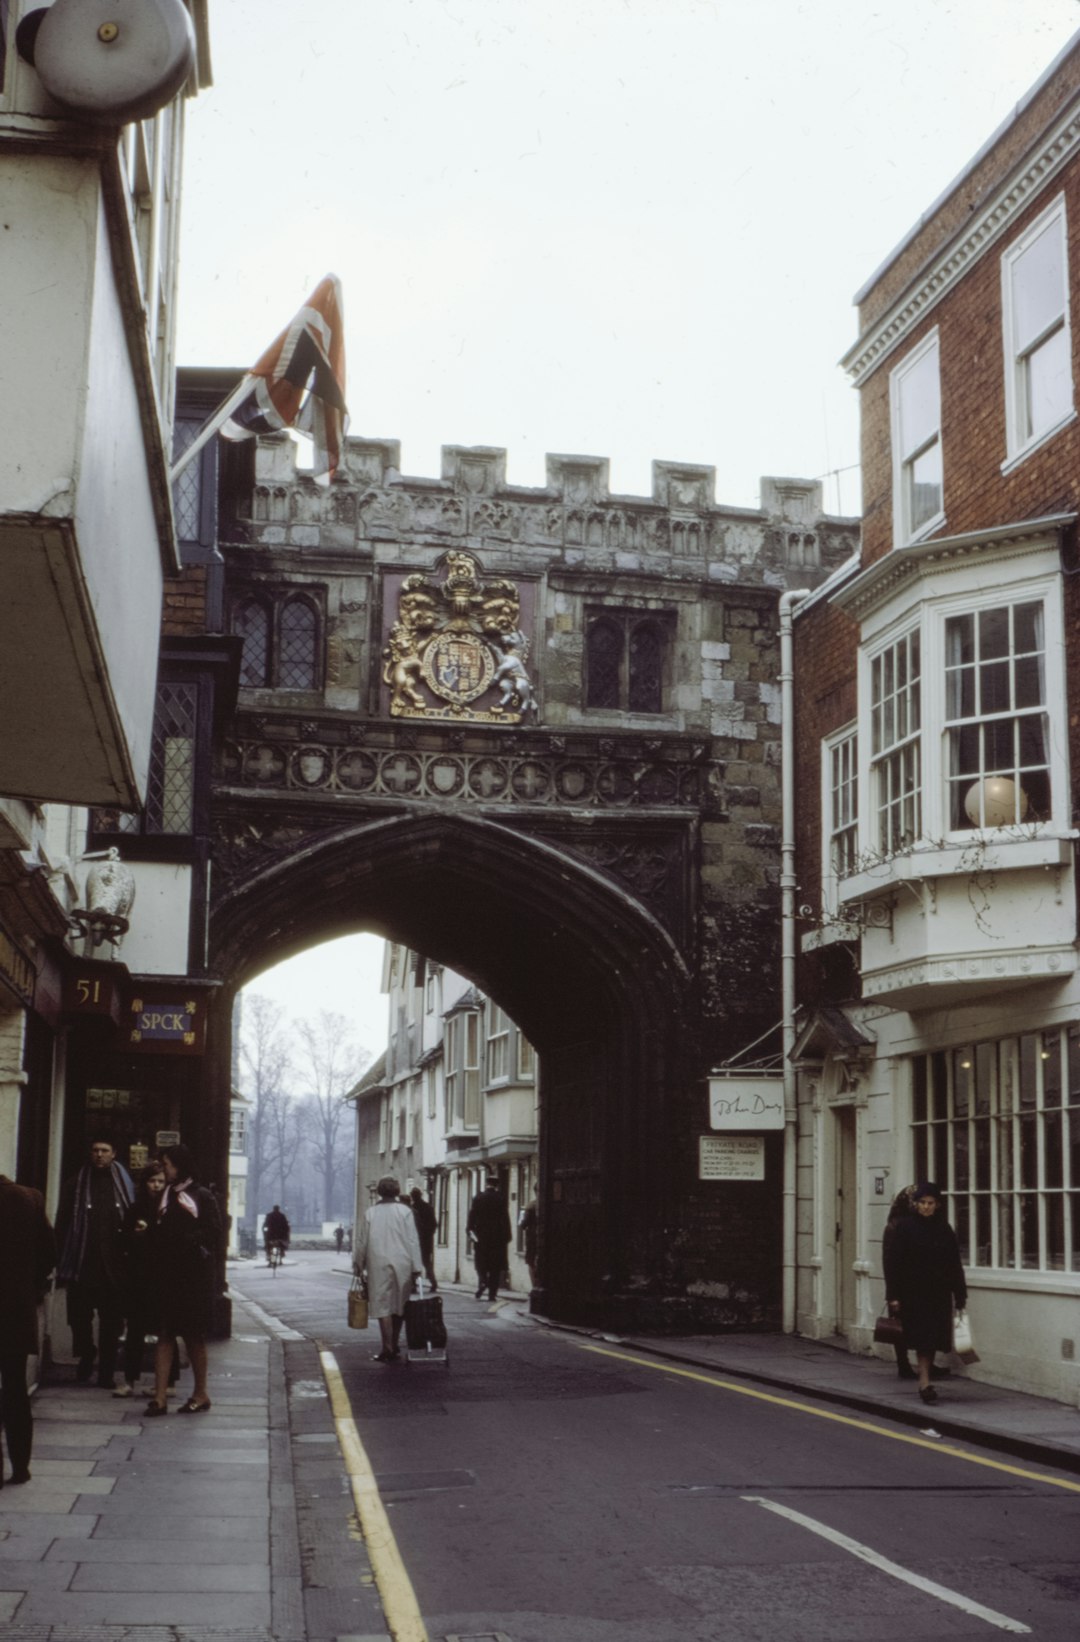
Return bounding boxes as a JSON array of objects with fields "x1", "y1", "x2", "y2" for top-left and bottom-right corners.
[
  {"x1": 3, "y1": 1292, "x2": 391, "y2": 1640},
  {"x1": 70, "y1": 1561, "x2": 269, "y2": 1592}
]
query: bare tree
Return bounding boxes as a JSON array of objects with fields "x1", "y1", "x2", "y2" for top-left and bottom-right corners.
[
  {"x1": 296, "y1": 1011, "x2": 369, "y2": 1223},
  {"x1": 239, "y1": 993, "x2": 301, "y2": 1224}
]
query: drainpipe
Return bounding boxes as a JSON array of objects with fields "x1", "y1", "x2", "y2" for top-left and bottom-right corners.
[{"x1": 780, "y1": 588, "x2": 811, "y2": 1334}]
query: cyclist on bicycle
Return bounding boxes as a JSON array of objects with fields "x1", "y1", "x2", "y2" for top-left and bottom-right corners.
[{"x1": 262, "y1": 1205, "x2": 290, "y2": 1266}]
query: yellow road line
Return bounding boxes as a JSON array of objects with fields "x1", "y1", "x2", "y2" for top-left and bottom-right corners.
[
  {"x1": 319, "y1": 1348, "x2": 430, "y2": 1642},
  {"x1": 574, "y1": 1342, "x2": 1080, "y2": 1494}
]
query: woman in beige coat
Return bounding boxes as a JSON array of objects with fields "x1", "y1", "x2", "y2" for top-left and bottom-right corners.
[{"x1": 355, "y1": 1177, "x2": 423, "y2": 1362}]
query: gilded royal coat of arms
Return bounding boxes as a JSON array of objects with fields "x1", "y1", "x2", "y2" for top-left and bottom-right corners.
[{"x1": 382, "y1": 552, "x2": 539, "y2": 723}]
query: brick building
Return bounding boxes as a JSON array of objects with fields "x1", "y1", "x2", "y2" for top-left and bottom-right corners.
[{"x1": 792, "y1": 32, "x2": 1080, "y2": 1400}]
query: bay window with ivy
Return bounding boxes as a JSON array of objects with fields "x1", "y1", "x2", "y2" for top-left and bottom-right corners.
[{"x1": 911, "y1": 1025, "x2": 1080, "y2": 1274}]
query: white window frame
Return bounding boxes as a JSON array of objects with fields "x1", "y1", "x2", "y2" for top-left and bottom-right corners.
[
  {"x1": 851, "y1": 560, "x2": 1068, "y2": 869},
  {"x1": 486, "y1": 1003, "x2": 510, "y2": 1085},
  {"x1": 910, "y1": 1023, "x2": 1080, "y2": 1279},
  {"x1": 864, "y1": 624, "x2": 922, "y2": 857},
  {"x1": 517, "y1": 1032, "x2": 535, "y2": 1081},
  {"x1": 821, "y1": 722, "x2": 858, "y2": 911},
  {"x1": 1001, "y1": 193, "x2": 1075, "y2": 470},
  {"x1": 445, "y1": 1010, "x2": 480, "y2": 1132},
  {"x1": 889, "y1": 329, "x2": 944, "y2": 546}
]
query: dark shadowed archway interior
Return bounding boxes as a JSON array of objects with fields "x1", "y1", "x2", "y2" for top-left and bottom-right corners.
[{"x1": 210, "y1": 812, "x2": 693, "y2": 1322}]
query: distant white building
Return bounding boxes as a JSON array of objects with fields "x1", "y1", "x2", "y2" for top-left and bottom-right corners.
[
  {"x1": 350, "y1": 943, "x2": 538, "y2": 1293},
  {"x1": 227, "y1": 1087, "x2": 251, "y2": 1256}
]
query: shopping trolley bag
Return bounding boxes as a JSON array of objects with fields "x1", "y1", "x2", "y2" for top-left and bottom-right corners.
[{"x1": 404, "y1": 1276, "x2": 447, "y2": 1353}]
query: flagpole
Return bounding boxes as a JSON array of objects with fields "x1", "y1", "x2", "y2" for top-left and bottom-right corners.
[{"x1": 169, "y1": 376, "x2": 254, "y2": 485}]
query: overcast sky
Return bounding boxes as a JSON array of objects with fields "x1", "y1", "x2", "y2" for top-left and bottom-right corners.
[{"x1": 187, "y1": 2, "x2": 1080, "y2": 1042}]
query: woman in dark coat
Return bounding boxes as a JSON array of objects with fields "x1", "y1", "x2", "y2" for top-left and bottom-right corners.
[
  {"x1": 881, "y1": 1184, "x2": 916, "y2": 1379},
  {"x1": 0, "y1": 1177, "x2": 55, "y2": 1484},
  {"x1": 117, "y1": 1162, "x2": 179, "y2": 1399},
  {"x1": 146, "y1": 1144, "x2": 220, "y2": 1416},
  {"x1": 885, "y1": 1181, "x2": 966, "y2": 1405}
]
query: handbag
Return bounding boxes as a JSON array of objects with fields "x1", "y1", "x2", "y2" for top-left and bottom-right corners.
[
  {"x1": 953, "y1": 1308, "x2": 979, "y2": 1364},
  {"x1": 873, "y1": 1307, "x2": 904, "y2": 1347},
  {"x1": 347, "y1": 1276, "x2": 368, "y2": 1330}
]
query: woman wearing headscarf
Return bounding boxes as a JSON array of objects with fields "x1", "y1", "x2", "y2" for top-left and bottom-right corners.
[
  {"x1": 885, "y1": 1181, "x2": 967, "y2": 1405},
  {"x1": 354, "y1": 1176, "x2": 423, "y2": 1363},
  {"x1": 145, "y1": 1144, "x2": 221, "y2": 1415}
]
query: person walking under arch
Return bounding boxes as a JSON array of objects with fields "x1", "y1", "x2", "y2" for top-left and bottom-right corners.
[
  {"x1": 354, "y1": 1177, "x2": 422, "y2": 1363},
  {"x1": 409, "y1": 1186, "x2": 438, "y2": 1290},
  {"x1": 467, "y1": 1177, "x2": 511, "y2": 1302}
]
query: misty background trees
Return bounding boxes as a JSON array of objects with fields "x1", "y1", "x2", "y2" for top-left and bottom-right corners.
[{"x1": 235, "y1": 995, "x2": 369, "y2": 1229}]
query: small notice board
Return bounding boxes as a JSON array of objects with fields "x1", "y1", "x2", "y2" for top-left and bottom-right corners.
[{"x1": 699, "y1": 1135, "x2": 765, "y2": 1181}]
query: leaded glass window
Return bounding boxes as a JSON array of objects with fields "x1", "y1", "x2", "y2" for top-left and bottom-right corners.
[
  {"x1": 585, "y1": 610, "x2": 670, "y2": 713},
  {"x1": 586, "y1": 619, "x2": 621, "y2": 708},
  {"x1": 145, "y1": 683, "x2": 197, "y2": 834},
  {"x1": 171, "y1": 421, "x2": 204, "y2": 542},
  {"x1": 234, "y1": 600, "x2": 270, "y2": 687},
  {"x1": 628, "y1": 621, "x2": 663, "y2": 713},
  {"x1": 278, "y1": 598, "x2": 318, "y2": 690}
]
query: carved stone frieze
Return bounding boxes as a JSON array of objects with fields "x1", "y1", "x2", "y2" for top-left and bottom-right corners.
[{"x1": 219, "y1": 736, "x2": 707, "y2": 810}]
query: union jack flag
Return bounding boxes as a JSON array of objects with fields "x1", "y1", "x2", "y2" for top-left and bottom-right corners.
[{"x1": 221, "y1": 275, "x2": 348, "y2": 483}]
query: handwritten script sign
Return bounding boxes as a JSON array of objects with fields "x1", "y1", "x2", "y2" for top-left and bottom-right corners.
[{"x1": 708, "y1": 1075, "x2": 784, "y2": 1131}]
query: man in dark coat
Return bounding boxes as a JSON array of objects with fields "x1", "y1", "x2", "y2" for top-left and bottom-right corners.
[
  {"x1": 410, "y1": 1186, "x2": 438, "y2": 1290},
  {"x1": 55, "y1": 1135, "x2": 133, "y2": 1387},
  {"x1": 466, "y1": 1178, "x2": 512, "y2": 1301},
  {"x1": 0, "y1": 1176, "x2": 56, "y2": 1484}
]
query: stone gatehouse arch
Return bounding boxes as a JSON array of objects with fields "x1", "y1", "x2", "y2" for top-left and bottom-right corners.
[
  {"x1": 178, "y1": 427, "x2": 859, "y2": 1329},
  {"x1": 210, "y1": 811, "x2": 691, "y2": 1321}
]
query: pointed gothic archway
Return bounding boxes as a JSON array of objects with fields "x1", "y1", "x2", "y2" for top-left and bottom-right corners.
[{"x1": 209, "y1": 811, "x2": 694, "y2": 1322}]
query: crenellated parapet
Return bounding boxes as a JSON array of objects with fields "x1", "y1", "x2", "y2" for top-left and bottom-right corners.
[{"x1": 235, "y1": 434, "x2": 855, "y2": 589}]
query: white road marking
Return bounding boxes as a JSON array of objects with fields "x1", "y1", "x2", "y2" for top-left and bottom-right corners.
[{"x1": 742, "y1": 1496, "x2": 1031, "y2": 1634}]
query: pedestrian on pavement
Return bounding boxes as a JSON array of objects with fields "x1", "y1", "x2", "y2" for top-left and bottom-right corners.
[
  {"x1": 146, "y1": 1144, "x2": 221, "y2": 1416},
  {"x1": 55, "y1": 1133, "x2": 133, "y2": 1388},
  {"x1": 467, "y1": 1177, "x2": 512, "y2": 1301},
  {"x1": 520, "y1": 1190, "x2": 539, "y2": 1289},
  {"x1": 262, "y1": 1204, "x2": 290, "y2": 1264},
  {"x1": 409, "y1": 1186, "x2": 438, "y2": 1290},
  {"x1": 885, "y1": 1181, "x2": 967, "y2": 1406},
  {"x1": 117, "y1": 1161, "x2": 177, "y2": 1400},
  {"x1": 0, "y1": 1175, "x2": 55, "y2": 1485},
  {"x1": 354, "y1": 1177, "x2": 423, "y2": 1363},
  {"x1": 334, "y1": 1223, "x2": 345, "y2": 1254},
  {"x1": 881, "y1": 1184, "x2": 917, "y2": 1380}
]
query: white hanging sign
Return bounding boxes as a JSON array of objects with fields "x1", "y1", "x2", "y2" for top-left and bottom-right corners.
[{"x1": 708, "y1": 1074, "x2": 785, "y2": 1131}]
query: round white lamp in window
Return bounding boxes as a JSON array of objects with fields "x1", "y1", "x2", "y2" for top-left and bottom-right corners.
[{"x1": 963, "y1": 776, "x2": 1028, "y2": 827}]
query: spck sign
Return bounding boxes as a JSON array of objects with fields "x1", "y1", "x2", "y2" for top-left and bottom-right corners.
[{"x1": 128, "y1": 994, "x2": 205, "y2": 1055}]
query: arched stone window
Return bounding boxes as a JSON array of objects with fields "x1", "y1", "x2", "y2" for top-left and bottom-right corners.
[
  {"x1": 234, "y1": 599, "x2": 270, "y2": 688},
  {"x1": 278, "y1": 597, "x2": 319, "y2": 690}
]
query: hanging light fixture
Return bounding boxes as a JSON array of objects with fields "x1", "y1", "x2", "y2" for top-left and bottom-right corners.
[{"x1": 964, "y1": 776, "x2": 1029, "y2": 828}]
